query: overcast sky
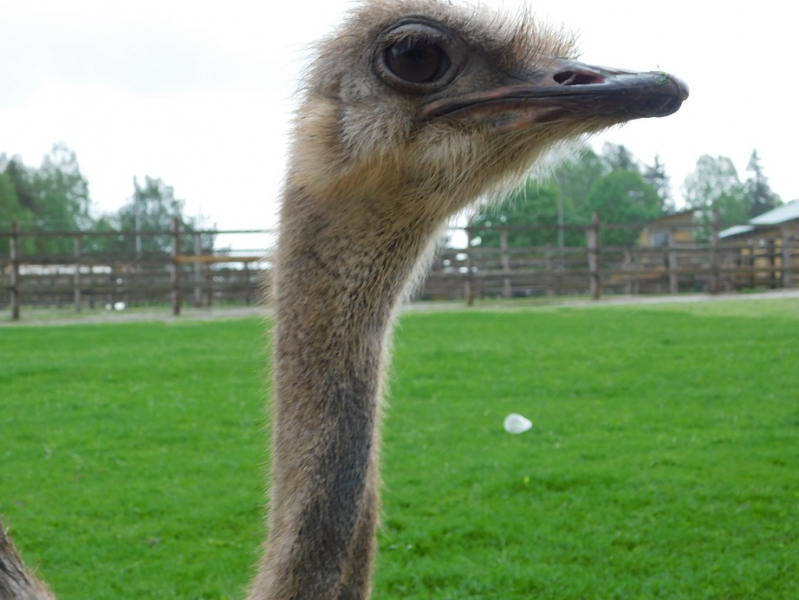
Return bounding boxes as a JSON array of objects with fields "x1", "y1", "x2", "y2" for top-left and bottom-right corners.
[{"x1": 2, "y1": 0, "x2": 797, "y2": 241}]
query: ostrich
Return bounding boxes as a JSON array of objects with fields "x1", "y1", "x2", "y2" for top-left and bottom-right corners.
[{"x1": 0, "y1": 0, "x2": 687, "y2": 598}]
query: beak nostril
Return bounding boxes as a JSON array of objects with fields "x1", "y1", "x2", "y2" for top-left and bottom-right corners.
[{"x1": 553, "y1": 70, "x2": 605, "y2": 86}]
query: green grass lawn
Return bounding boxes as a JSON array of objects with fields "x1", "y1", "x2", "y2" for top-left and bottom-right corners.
[{"x1": 1, "y1": 299, "x2": 798, "y2": 598}]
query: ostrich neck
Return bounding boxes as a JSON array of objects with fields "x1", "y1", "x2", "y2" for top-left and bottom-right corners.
[{"x1": 252, "y1": 186, "x2": 436, "y2": 599}]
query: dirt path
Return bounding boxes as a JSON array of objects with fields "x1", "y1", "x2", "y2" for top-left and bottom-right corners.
[
  {"x1": 0, "y1": 306, "x2": 267, "y2": 327},
  {"x1": 3, "y1": 289, "x2": 798, "y2": 326}
]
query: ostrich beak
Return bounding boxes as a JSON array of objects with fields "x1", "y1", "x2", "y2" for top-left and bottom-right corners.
[{"x1": 421, "y1": 59, "x2": 689, "y2": 129}]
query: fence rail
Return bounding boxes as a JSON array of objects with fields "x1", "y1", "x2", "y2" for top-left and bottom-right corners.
[
  {"x1": 1, "y1": 219, "x2": 272, "y2": 319},
  {"x1": 2, "y1": 215, "x2": 797, "y2": 319}
]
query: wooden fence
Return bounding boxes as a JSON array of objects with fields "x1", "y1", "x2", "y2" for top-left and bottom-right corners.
[
  {"x1": 1, "y1": 219, "x2": 270, "y2": 320},
  {"x1": 2, "y1": 216, "x2": 798, "y2": 319},
  {"x1": 423, "y1": 216, "x2": 798, "y2": 302}
]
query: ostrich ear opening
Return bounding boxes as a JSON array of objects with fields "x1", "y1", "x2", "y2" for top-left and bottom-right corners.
[{"x1": 421, "y1": 58, "x2": 689, "y2": 127}]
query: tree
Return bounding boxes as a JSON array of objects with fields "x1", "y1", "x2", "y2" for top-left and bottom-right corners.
[
  {"x1": 601, "y1": 142, "x2": 639, "y2": 173},
  {"x1": 104, "y1": 176, "x2": 215, "y2": 255},
  {"x1": 1, "y1": 144, "x2": 94, "y2": 254},
  {"x1": 32, "y1": 143, "x2": 93, "y2": 231},
  {"x1": 469, "y1": 144, "x2": 660, "y2": 249},
  {"x1": 470, "y1": 179, "x2": 573, "y2": 247},
  {"x1": 643, "y1": 154, "x2": 675, "y2": 214},
  {"x1": 585, "y1": 170, "x2": 662, "y2": 246},
  {"x1": 469, "y1": 145, "x2": 607, "y2": 249},
  {"x1": 1, "y1": 146, "x2": 217, "y2": 257},
  {"x1": 80, "y1": 214, "x2": 128, "y2": 255},
  {"x1": 0, "y1": 173, "x2": 31, "y2": 226},
  {"x1": 116, "y1": 176, "x2": 184, "y2": 253},
  {"x1": 682, "y1": 155, "x2": 750, "y2": 230},
  {"x1": 0, "y1": 156, "x2": 38, "y2": 217},
  {"x1": 0, "y1": 173, "x2": 37, "y2": 253},
  {"x1": 745, "y1": 149, "x2": 781, "y2": 218},
  {"x1": 553, "y1": 145, "x2": 607, "y2": 222}
]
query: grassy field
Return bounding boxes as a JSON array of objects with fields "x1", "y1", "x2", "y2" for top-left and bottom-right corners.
[{"x1": 1, "y1": 298, "x2": 798, "y2": 598}]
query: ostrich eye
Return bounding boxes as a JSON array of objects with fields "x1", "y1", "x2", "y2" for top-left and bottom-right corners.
[
  {"x1": 384, "y1": 37, "x2": 451, "y2": 84},
  {"x1": 375, "y1": 21, "x2": 464, "y2": 93}
]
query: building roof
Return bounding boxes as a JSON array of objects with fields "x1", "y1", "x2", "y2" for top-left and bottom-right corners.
[
  {"x1": 719, "y1": 200, "x2": 799, "y2": 238},
  {"x1": 719, "y1": 225, "x2": 754, "y2": 238},
  {"x1": 749, "y1": 200, "x2": 799, "y2": 225},
  {"x1": 641, "y1": 209, "x2": 696, "y2": 227}
]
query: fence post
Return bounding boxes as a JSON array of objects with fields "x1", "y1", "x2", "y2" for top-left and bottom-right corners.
[
  {"x1": 500, "y1": 227, "x2": 511, "y2": 299},
  {"x1": 243, "y1": 261, "x2": 252, "y2": 306},
  {"x1": 782, "y1": 225, "x2": 793, "y2": 288},
  {"x1": 171, "y1": 217, "x2": 181, "y2": 316},
  {"x1": 632, "y1": 247, "x2": 641, "y2": 295},
  {"x1": 10, "y1": 221, "x2": 21, "y2": 320},
  {"x1": 74, "y1": 234, "x2": 83, "y2": 312},
  {"x1": 545, "y1": 245, "x2": 556, "y2": 296},
  {"x1": 587, "y1": 212, "x2": 601, "y2": 300},
  {"x1": 623, "y1": 249, "x2": 632, "y2": 295},
  {"x1": 668, "y1": 228, "x2": 678, "y2": 294},
  {"x1": 465, "y1": 227, "x2": 475, "y2": 306},
  {"x1": 193, "y1": 233, "x2": 203, "y2": 308},
  {"x1": 709, "y1": 210, "x2": 720, "y2": 294},
  {"x1": 768, "y1": 238, "x2": 777, "y2": 289}
]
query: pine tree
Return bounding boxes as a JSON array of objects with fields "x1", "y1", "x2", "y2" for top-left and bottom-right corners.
[
  {"x1": 745, "y1": 149, "x2": 781, "y2": 218},
  {"x1": 644, "y1": 155, "x2": 675, "y2": 213}
]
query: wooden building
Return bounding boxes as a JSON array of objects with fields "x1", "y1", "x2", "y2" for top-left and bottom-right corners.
[
  {"x1": 638, "y1": 210, "x2": 696, "y2": 247},
  {"x1": 719, "y1": 200, "x2": 799, "y2": 289}
]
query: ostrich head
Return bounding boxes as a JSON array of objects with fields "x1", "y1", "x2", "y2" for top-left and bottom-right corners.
[{"x1": 288, "y1": 0, "x2": 687, "y2": 228}]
